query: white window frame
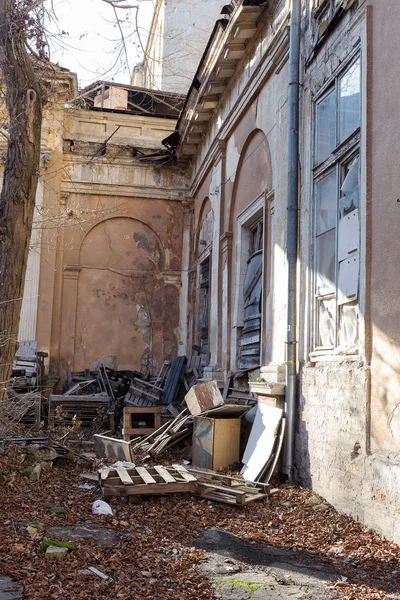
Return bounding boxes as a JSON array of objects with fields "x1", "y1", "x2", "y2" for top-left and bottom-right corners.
[
  {"x1": 311, "y1": 53, "x2": 361, "y2": 355},
  {"x1": 230, "y1": 193, "x2": 265, "y2": 371}
]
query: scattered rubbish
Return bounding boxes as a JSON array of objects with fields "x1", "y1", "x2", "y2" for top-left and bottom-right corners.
[
  {"x1": 123, "y1": 406, "x2": 165, "y2": 440},
  {"x1": 132, "y1": 409, "x2": 193, "y2": 457},
  {"x1": 111, "y1": 461, "x2": 135, "y2": 469},
  {"x1": 92, "y1": 500, "x2": 113, "y2": 516},
  {"x1": 79, "y1": 472, "x2": 98, "y2": 482},
  {"x1": 78, "y1": 483, "x2": 96, "y2": 490},
  {"x1": 87, "y1": 567, "x2": 109, "y2": 580}
]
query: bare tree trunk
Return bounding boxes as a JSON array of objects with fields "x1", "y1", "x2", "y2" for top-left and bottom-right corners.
[{"x1": 0, "y1": 0, "x2": 43, "y2": 399}]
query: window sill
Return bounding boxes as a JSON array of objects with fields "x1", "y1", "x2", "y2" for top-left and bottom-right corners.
[{"x1": 308, "y1": 350, "x2": 360, "y2": 363}]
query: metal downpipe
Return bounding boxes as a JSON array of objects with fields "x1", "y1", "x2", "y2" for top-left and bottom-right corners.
[{"x1": 283, "y1": 0, "x2": 301, "y2": 481}]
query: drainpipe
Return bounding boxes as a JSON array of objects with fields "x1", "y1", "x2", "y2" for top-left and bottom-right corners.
[{"x1": 283, "y1": 0, "x2": 301, "y2": 481}]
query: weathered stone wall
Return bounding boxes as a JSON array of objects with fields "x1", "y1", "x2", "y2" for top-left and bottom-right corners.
[{"x1": 298, "y1": 361, "x2": 400, "y2": 542}]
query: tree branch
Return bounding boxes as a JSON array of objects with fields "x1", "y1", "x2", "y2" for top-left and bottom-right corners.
[{"x1": 101, "y1": 0, "x2": 139, "y2": 8}]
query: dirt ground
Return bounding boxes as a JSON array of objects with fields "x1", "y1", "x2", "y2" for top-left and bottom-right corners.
[{"x1": 0, "y1": 449, "x2": 399, "y2": 600}]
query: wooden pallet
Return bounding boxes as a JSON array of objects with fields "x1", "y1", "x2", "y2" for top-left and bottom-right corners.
[
  {"x1": 48, "y1": 394, "x2": 110, "y2": 427},
  {"x1": 100, "y1": 463, "x2": 197, "y2": 499},
  {"x1": 188, "y1": 467, "x2": 269, "y2": 505}
]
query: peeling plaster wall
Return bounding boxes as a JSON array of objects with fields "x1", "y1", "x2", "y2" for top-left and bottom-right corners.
[{"x1": 34, "y1": 107, "x2": 189, "y2": 382}]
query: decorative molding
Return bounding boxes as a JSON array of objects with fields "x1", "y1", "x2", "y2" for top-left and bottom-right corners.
[
  {"x1": 182, "y1": 197, "x2": 194, "y2": 214},
  {"x1": 63, "y1": 264, "x2": 81, "y2": 280},
  {"x1": 266, "y1": 189, "x2": 275, "y2": 215},
  {"x1": 60, "y1": 192, "x2": 69, "y2": 206},
  {"x1": 220, "y1": 231, "x2": 233, "y2": 254}
]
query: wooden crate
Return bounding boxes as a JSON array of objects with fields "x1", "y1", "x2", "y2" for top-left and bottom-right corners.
[
  {"x1": 192, "y1": 416, "x2": 241, "y2": 471},
  {"x1": 123, "y1": 406, "x2": 164, "y2": 440},
  {"x1": 100, "y1": 463, "x2": 197, "y2": 499}
]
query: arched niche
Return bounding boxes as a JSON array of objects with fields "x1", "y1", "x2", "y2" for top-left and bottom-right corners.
[
  {"x1": 196, "y1": 197, "x2": 214, "y2": 259},
  {"x1": 229, "y1": 129, "x2": 272, "y2": 229},
  {"x1": 73, "y1": 216, "x2": 175, "y2": 373},
  {"x1": 227, "y1": 129, "x2": 273, "y2": 370}
]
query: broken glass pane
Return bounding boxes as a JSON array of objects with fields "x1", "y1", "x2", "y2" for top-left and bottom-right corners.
[
  {"x1": 338, "y1": 254, "x2": 359, "y2": 305},
  {"x1": 316, "y1": 229, "x2": 335, "y2": 295},
  {"x1": 339, "y1": 59, "x2": 360, "y2": 143},
  {"x1": 315, "y1": 88, "x2": 336, "y2": 164},
  {"x1": 340, "y1": 156, "x2": 360, "y2": 217},
  {"x1": 318, "y1": 297, "x2": 335, "y2": 347},
  {"x1": 338, "y1": 301, "x2": 358, "y2": 348},
  {"x1": 316, "y1": 168, "x2": 337, "y2": 234}
]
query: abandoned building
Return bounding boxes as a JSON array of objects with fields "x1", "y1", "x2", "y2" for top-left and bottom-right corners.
[{"x1": 9, "y1": 0, "x2": 400, "y2": 545}]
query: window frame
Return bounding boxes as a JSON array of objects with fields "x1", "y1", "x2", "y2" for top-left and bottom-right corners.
[{"x1": 311, "y1": 53, "x2": 361, "y2": 354}]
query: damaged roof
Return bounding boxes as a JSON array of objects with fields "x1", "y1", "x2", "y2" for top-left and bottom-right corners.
[{"x1": 72, "y1": 80, "x2": 186, "y2": 119}]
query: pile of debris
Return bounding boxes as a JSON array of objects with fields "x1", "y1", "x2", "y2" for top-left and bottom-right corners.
[
  {"x1": 5, "y1": 341, "x2": 48, "y2": 428},
  {"x1": 94, "y1": 378, "x2": 285, "y2": 507},
  {"x1": 50, "y1": 355, "x2": 207, "y2": 434}
]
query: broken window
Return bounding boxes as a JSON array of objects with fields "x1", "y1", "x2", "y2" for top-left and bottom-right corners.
[
  {"x1": 312, "y1": 0, "x2": 347, "y2": 45},
  {"x1": 198, "y1": 256, "x2": 210, "y2": 359},
  {"x1": 239, "y1": 220, "x2": 263, "y2": 369},
  {"x1": 313, "y1": 57, "x2": 361, "y2": 352}
]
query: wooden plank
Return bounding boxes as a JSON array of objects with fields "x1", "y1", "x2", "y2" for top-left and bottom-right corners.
[
  {"x1": 171, "y1": 464, "x2": 197, "y2": 482},
  {"x1": 241, "y1": 404, "x2": 283, "y2": 482},
  {"x1": 135, "y1": 466, "x2": 157, "y2": 484},
  {"x1": 103, "y1": 480, "x2": 197, "y2": 498},
  {"x1": 161, "y1": 356, "x2": 187, "y2": 405},
  {"x1": 197, "y1": 482, "x2": 246, "y2": 501},
  {"x1": 153, "y1": 465, "x2": 176, "y2": 483},
  {"x1": 116, "y1": 467, "x2": 134, "y2": 485},
  {"x1": 93, "y1": 434, "x2": 134, "y2": 462}
]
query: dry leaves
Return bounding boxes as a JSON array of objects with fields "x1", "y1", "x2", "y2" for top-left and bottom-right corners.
[{"x1": 0, "y1": 453, "x2": 398, "y2": 600}]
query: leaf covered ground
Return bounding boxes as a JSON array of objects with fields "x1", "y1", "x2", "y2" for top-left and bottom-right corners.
[{"x1": 0, "y1": 451, "x2": 399, "y2": 600}]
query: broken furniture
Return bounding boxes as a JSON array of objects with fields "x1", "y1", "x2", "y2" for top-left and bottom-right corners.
[
  {"x1": 122, "y1": 406, "x2": 164, "y2": 440},
  {"x1": 192, "y1": 415, "x2": 241, "y2": 471},
  {"x1": 93, "y1": 433, "x2": 135, "y2": 462},
  {"x1": 101, "y1": 463, "x2": 198, "y2": 499}
]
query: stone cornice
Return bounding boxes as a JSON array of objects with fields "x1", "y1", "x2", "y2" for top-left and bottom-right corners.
[
  {"x1": 61, "y1": 181, "x2": 189, "y2": 201},
  {"x1": 189, "y1": 21, "x2": 290, "y2": 197}
]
